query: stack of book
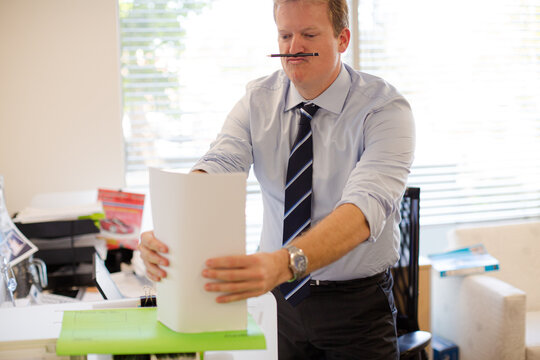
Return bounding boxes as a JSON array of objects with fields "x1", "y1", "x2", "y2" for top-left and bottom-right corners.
[{"x1": 428, "y1": 244, "x2": 499, "y2": 277}]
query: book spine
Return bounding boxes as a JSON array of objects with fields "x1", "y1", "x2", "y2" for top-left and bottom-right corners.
[{"x1": 440, "y1": 264, "x2": 499, "y2": 277}]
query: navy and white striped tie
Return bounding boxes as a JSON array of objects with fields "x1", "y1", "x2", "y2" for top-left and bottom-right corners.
[{"x1": 280, "y1": 102, "x2": 319, "y2": 306}]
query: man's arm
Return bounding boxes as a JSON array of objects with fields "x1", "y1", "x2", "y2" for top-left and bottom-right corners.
[
  {"x1": 202, "y1": 202, "x2": 369, "y2": 303},
  {"x1": 292, "y1": 203, "x2": 369, "y2": 273},
  {"x1": 203, "y1": 96, "x2": 414, "y2": 303}
]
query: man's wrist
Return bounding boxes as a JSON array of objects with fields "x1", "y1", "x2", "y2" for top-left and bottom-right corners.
[
  {"x1": 278, "y1": 248, "x2": 294, "y2": 283},
  {"x1": 284, "y1": 245, "x2": 308, "y2": 281}
]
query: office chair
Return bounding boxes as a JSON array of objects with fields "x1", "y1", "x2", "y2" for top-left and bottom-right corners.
[{"x1": 393, "y1": 187, "x2": 431, "y2": 359}]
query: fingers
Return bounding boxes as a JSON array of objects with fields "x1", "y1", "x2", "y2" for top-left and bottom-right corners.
[
  {"x1": 202, "y1": 266, "x2": 264, "y2": 281},
  {"x1": 202, "y1": 253, "x2": 279, "y2": 303},
  {"x1": 139, "y1": 250, "x2": 167, "y2": 281},
  {"x1": 138, "y1": 230, "x2": 169, "y2": 281},
  {"x1": 139, "y1": 242, "x2": 169, "y2": 268},
  {"x1": 205, "y1": 277, "x2": 267, "y2": 303},
  {"x1": 203, "y1": 266, "x2": 265, "y2": 286},
  {"x1": 204, "y1": 279, "x2": 265, "y2": 294},
  {"x1": 202, "y1": 263, "x2": 266, "y2": 294},
  {"x1": 203, "y1": 255, "x2": 266, "y2": 284},
  {"x1": 205, "y1": 254, "x2": 260, "y2": 269},
  {"x1": 144, "y1": 261, "x2": 167, "y2": 282},
  {"x1": 140, "y1": 231, "x2": 168, "y2": 253}
]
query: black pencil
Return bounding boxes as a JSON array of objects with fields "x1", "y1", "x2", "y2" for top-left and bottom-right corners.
[{"x1": 268, "y1": 52, "x2": 319, "y2": 57}]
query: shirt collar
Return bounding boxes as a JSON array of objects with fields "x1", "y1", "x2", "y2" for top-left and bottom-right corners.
[{"x1": 285, "y1": 63, "x2": 351, "y2": 115}]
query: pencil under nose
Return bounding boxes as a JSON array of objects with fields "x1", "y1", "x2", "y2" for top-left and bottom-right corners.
[{"x1": 268, "y1": 52, "x2": 319, "y2": 57}]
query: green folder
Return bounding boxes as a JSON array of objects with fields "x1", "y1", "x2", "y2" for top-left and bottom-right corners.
[{"x1": 56, "y1": 307, "x2": 266, "y2": 355}]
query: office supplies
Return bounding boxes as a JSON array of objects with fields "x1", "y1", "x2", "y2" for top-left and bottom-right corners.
[
  {"x1": 93, "y1": 252, "x2": 157, "y2": 307},
  {"x1": 7, "y1": 255, "x2": 49, "y2": 300},
  {"x1": 56, "y1": 308, "x2": 265, "y2": 355},
  {"x1": 13, "y1": 202, "x2": 103, "y2": 224},
  {"x1": 267, "y1": 52, "x2": 319, "y2": 57},
  {"x1": 15, "y1": 218, "x2": 105, "y2": 291},
  {"x1": 428, "y1": 243, "x2": 499, "y2": 277},
  {"x1": 98, "y1": 189, "x2": 145, "y2": 250},
  {"x1": 27, "y1": 257, "x2": 48, "y2": 289},
  {"x1": 150, "y1": 354, "x2": 200, "y2": 360},
  {"x1": 0, "y1": 292, "x2": 276, "y2": 359},
  {"x1": 15, "y1": 219, "x2": 100, "y2": 238},
  {"x1": 1, "y1": 249, "x2": 17, "y2": 306},
  {"x1": 432, "y1": 335, "x2": 459, "y2": 360},
  {"x1": 93, "y1": 251, "x2": 125, "y2": 300},
  {"x1": 149, "y1": 169, "x2": 247, "y2": 333},
  {"x1": 0, "y1": 300, "x2": 97, "y2": 359},
  {"x1": 0, "y1": 176, "x2": 38, "y2": 268},
  {"x1": 29, "y1": 284, "x2": 80, "y2": 305},
  {"x1": 15, "y1": 219, "x2": 99, "y2": 239},
  {"x1": 30, "y1": 233, "x2": 105, "y2": 263}
]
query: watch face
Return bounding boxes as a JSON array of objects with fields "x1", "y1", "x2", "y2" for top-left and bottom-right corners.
[{"x1": 294, "y1": 254, "x2": 307, "y2": 273}]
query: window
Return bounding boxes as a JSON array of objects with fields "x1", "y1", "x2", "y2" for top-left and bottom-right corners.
[
  {"x1": 118, "y1": 0, "x2": 282, "y2": 252},
  {"x1": 355, "y1": 0, "x2": 540, "y2": 225},
  {"x1": 119, "y1": 0, "x2": 540, "y2": 249}
]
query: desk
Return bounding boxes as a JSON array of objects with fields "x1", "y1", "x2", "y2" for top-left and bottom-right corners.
[
  {"x1": 0, "y1": 293, "x2": 277, "y2": 360},
  {"x1": 418, "y1": 257, "x2": 431, "y2": 332},
  {"x1": 418, "y1": 257, "x2": 432, "y2": 359}
]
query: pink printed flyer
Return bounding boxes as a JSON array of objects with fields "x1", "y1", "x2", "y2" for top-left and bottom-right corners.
[{"x1": 97, "y1": 189, "x2": 145, "y2": 250}]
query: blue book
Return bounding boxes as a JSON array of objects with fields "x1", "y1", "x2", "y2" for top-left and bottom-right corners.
[{"x1": 428, "y1": 244, "x2": 499, "y2": 277}]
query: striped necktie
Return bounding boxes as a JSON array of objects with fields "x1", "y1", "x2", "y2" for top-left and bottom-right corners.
[{"x1": 280, "y1": 102, "x2": 319, "y2": 306}]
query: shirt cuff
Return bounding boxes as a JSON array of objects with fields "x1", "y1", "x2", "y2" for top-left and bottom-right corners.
[
  {"x1": 191, "y1": 162, "x2": 219, "y2": 174},
  {"x1": 335, "y1": 194, "x2": 387, "y2": 243}
]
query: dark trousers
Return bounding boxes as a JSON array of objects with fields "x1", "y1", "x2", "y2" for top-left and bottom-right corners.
[{"x1": 272, "y1": 269, "x2": 398, "y2": 360}]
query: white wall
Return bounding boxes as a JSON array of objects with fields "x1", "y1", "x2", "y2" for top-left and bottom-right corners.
[{"x1": 0, "y1": 0, "x2": 125, "y2": 214}]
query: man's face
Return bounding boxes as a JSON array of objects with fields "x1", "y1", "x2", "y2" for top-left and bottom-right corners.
[{"x1": 275, "y1": 0, "x2": 350, "y2": 99}]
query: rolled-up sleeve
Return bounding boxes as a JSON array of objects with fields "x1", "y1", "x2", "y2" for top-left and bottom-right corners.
[
  {"x1": 336, "y1": 96, "x2": 415, "y2": 242},
  {"x1": 192, "y1": 93, "x2": 254, "y2": 174}
]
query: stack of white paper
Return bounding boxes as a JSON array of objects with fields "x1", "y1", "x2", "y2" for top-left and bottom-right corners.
[{"x1": 149, "y1": 168, "x2": 247, "y2": 333}]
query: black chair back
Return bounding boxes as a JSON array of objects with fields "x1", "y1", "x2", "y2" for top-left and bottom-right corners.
[
  {"x1": 393, "y1": 186, "x2": 421, "y2": 335},
  {"x1": 392, "y1": 187, "x2": 430, "y2": 359}
]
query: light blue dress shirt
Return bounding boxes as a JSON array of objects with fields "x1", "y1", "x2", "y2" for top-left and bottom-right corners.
[{"x1": 193, "y1": 63, "x2": 415, "y2": 281}]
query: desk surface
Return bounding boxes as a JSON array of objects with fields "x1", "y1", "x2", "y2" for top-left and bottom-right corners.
[{"x1": 0, "y1": 279, "x2": 277, "y2": 360}]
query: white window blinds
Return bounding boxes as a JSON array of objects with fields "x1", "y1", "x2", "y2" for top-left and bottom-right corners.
[
  {"x1": 118, "y1": 0, "x2": 280, "y2": 252},
  {"x1": 356, "y1": 0, "x2": 540, "y2": 225},
  {"x1": 119, "y1": 0, "x2": 540, "y2": 235}
]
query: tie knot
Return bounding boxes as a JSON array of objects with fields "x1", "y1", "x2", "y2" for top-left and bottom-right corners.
[{"x1": 299, "y1": 102, "x2": 319, "y2": 124}]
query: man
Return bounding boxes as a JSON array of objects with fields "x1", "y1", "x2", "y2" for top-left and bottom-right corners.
[{"x1": 139, "y1": 0, "x2": 414, "y2": 358}]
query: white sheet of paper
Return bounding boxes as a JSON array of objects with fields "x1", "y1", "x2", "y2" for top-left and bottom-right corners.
[{"x1": 149, "y1": 168, "x2": 247, "y2": 333}]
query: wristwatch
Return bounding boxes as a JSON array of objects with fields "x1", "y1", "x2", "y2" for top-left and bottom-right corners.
[{"x1": 285, "y1": 245, "x2": 308, "y2": 281}]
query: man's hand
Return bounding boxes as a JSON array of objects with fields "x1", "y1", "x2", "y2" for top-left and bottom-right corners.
[
  {"x1": 202, "y1": 250, "x2": 292, "y2": 303},
  {"x1": 138, "y1": 230, "x2": 169, "y2": 281}
]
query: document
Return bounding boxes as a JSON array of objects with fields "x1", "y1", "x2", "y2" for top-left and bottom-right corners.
[
  {"x1": 97, "y1": 188, "x2": 145, "y2": 250},
  {"x1": 149, "y1": 168, "x2": 247, "y2": 333},
  {"x1": 56, "y1": 308, "x2": 265, "y2": 355}
]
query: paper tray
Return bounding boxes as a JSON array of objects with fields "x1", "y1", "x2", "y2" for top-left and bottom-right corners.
[{"x1": 15, "y1": 219, "x2": 99, "y2": 239}]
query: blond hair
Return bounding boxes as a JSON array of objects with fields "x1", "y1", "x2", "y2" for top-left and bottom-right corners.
[{"x1": 273, "y1": 0, "x2": 349, "y2": 37}]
